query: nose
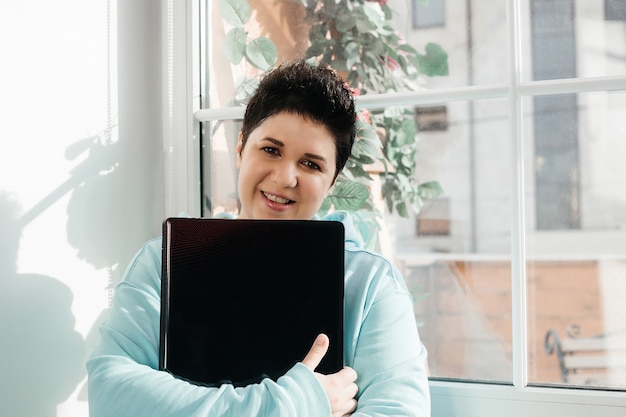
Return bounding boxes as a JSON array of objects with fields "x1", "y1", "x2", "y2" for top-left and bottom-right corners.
[{"x1": 271, "y1": 161, "x2": 298, "y2": 188}]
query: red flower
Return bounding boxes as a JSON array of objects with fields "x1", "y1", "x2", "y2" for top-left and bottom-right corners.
[
  {"x1": 345, "y1": 82, "x2": 360, "y2": 97},
  {"x1": 359, "y1": 108, "x2": 371, "y2": 124},
  {"x1": 387, "y1": 56, "x2": 400, "y2": 71}
]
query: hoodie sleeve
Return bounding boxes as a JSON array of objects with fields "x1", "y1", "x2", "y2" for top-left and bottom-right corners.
[
  {"x1": 345, "y1": 252, "x2": 431, "y2": 417},
  {"x1": 86, "y1": 239, "x2": 331, "y2": 417}
]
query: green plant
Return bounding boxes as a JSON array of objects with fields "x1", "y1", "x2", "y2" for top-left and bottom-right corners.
[
  {"x1": 304, "y1": 0, "x2": 446, "y2": 218},
  {"x1": 219, "y1": 0, "x2": 278, "y2": 100},
  {"x1": 220, "y1": 0, "x2": 447, "y2": 248}
]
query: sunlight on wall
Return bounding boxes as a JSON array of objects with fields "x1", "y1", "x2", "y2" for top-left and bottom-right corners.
[{"x1": 0, "y1": 1, "x2": 117, "y2": 416}]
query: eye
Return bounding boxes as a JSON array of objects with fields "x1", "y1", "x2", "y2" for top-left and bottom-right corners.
[
  {"x1": 302, "y1": 160, "x2": 321, "y2": 171},
  {"x1": 262, "y1": 146, "x2": 280, "y2": 156}
]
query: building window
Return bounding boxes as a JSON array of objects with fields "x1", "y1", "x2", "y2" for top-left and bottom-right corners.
[
  {"x1": 417, "y1": 197, "x2": 450, "y2": 236},
  {"x1": 415, "y1": 105, "x2": 449, "y2": 132},
  {"x1": 531, "y1": 0, "x2": 579, "y2": 230},
  {"x1": 412, "y1": 0, "x2": 445, "y2": 29},
  {"x1": 606, "y1": 0, "x2": 626, "y2": 21}
]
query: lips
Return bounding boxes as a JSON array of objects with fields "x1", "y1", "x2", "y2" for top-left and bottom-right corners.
[{"x1": 262, "y1": 191, "x2": 294, "y2": 204}]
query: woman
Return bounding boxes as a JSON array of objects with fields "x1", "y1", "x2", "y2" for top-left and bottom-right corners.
[{"x1": 87, "y1": 60, "x2": 430, "y2": 417}]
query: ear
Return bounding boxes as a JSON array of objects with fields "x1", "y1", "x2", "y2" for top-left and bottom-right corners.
[{"x1": 236, "y1": 132, "x2": 243, "y2": 168}]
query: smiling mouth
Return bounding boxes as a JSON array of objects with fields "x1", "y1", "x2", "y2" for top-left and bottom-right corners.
[{"x1": 262, "y1": 191, "x2": 294, "y2": 204}]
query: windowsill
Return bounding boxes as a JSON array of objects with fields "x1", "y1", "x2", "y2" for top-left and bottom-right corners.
[{"x1": 430, "y1": 380, "x2": 626, "y2": 417}]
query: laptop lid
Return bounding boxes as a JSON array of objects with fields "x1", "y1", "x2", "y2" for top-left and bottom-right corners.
[{"x1": 159, "y1": 217, "x2": 345, "y2": 387}]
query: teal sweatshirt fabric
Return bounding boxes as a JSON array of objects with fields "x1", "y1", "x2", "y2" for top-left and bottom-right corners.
[{"x1": 87, "y1": 211, "x2": 431, "y2": 416}]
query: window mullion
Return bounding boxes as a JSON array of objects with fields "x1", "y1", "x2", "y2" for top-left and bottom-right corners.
[{"x1": 508, "y1": 0, "x2": 529, "y2": 389}]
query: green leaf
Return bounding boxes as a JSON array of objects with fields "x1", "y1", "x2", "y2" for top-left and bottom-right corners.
[
  {"x1": 354, "y1": 122, "x2": 383, "y2": 158},
  {"x1": 362, "y1": 3, "x2": 385, "y2": 29},
  {"x1": 219, "y1": 0, "x2": 251, "y2": 27},
  {"x1": 344, "y1": 41, "x2": 360, "y2": 69},
  {"x1": 355, "y1": 7, "x2": 377, "y2": 32},
  {"x1": 417, "y1": 181, "x2": 444, "y2": 199},
  {"x1": 356, "y1": 154, "x2": 376, "y2": 165},
  {"x1": 335, "y1": 11, "x2": 357, "y2": 32},
  {"x1": 346, "y1": 163, "x2": 373, "y2": 181},
  {"x1": 398, "y1": 43, "x2": 419, "y2": 56},
  {"x1": 327, "y1": 181, "x2": 371, "y2": 212},
  {"x1": 381, "y1": 3, "x2": 393, "y2": 20},
  {"x1": 410, "y1": 194, "x2": 424, "y2": 214},
  {"x1": 417, "y1": 42, "x2": 449, "y2": 76},
  {"x1": 224, "y1": 27, "x2": 247, "y2": 64},
  {"x1": 235, "y1": 77, "x2": 260, "y2": 102},
  {"x1": 396, "y1": 201, "x2": 409, "y2": 218},
  {"x1": 245, "y1": 37, "x2": 278, "y2": 70},
  {"x1": 308, "y1": 24, "x2": 328, "y2": 44},
  {"x1": 383, "y1": 106, "x2": 404, "y2": 118},
  {"x1": 401, "y1": 153, "x2": 413, "y2": 167}
]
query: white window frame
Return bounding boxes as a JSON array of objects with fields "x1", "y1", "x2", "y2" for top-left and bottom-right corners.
[{"x1": 165, "y1": 0, "x2": 626, "y2": 415}]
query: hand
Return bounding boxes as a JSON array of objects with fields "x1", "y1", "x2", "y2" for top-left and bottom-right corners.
[{"x1": 302, "y1": 334, "x2": 358, "y2": 417}]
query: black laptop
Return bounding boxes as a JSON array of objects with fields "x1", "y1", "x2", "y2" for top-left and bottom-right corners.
[{"x1": 159, "y1": 217, "x2": 345, "y2": 387}]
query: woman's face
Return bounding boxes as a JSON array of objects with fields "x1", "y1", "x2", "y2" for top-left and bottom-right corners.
[{"x1": 236, "y1": 111, "x2": 337, "y2": 220}]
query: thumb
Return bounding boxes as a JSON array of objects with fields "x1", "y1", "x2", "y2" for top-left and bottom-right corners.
[{"x1": 301, "y1": 333, "x2": 329, "y2": 371}]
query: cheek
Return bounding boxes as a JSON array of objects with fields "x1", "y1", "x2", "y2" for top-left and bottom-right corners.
[
  {"x1": 238, "y1": 156, "x2": 265, "y2": 188},
  {"x1": 309, "y1": 177, "x2": 334, "y2": 200}
]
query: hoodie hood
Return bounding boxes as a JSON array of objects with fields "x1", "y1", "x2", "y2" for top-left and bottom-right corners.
[
  {"x1": 214, "y1": 210, "x2": 363, "y2": 249},
  {"x1": 321, "y1": 211, "x2": 363, "y2": 250}
]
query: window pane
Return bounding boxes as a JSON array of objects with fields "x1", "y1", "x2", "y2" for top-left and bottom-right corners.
[
  {"x1": 412, "y1": 0, "x2": 446, "y2": 29},
  {"x1": 202, "y1": 120, "x2": 241, "y2": 217},
  {"x1": 526, "y1": 0, "x2": 626, "y2": 81},
  {"x1": 206, "y1": 1, "x2": 309, "y2": 109},
  {"x1": 391, "y1": 0, "x2": 509, "y2": 88},
  {"x1": 394, "y1": 98, "x2": 513, "y2": 382},
  {"x1": 201, "y1": 119, "x2": 241, "y2": 216},
  {"x1": 201, "y1": 0, "x2": 626, "y2": 390},
  {"x1": 525, "y1": 90, "x2": 626, "y2": 389},
  {"x1": 208, "y1": 0, "x2": 509, "y2": 102}
]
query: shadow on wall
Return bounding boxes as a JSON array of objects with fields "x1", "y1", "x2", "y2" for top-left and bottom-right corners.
[
  {"x1": 0, "y1": 122, "x2": 161, "y2": 413},
  {"x1": 63, "y1": 133, "x2": 155, "y2": 369},
  {"x1": 65, "y1": 136, "x2": 130, "y2": 279},
  {"x1": 0, "y1": 193, "x2": 85, "y2": 417}
]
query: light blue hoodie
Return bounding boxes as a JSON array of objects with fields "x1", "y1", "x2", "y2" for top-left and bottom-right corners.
[{"x1": 87, "y1": 211, "x2": 430, "y2": 416}]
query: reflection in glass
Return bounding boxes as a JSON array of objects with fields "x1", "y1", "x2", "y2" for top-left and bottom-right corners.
[
  {"x1": 393, "y1": 98, "x2": 513, "y2": 382},
  {"x1": 201, "y1": 119, "x2": 242, "y2": 216},
  {"x1": 528, "y1": 0, "x2": 626, "y2": 80},
  {"x1": 201, "y1": 0, "x2": 626, "y2": 388},
  {"x1": 525, "y1": 91, "x2": 626, "y2": 389},
  {"x1": 390, "y1": 0, "x2": 509, "y2": 88}
]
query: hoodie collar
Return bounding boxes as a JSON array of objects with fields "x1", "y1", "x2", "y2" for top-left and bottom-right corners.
[
  {"x1": 321, "y1": 211, "x2": 362, "y2": 249},
  {"x1": 213, "y1": 210, "x2": 362, "y2": 249}
]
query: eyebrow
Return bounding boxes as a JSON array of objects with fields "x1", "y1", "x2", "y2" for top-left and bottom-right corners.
[{"x1": 262, "y1": 137, "x2": 328, "y2": 164}]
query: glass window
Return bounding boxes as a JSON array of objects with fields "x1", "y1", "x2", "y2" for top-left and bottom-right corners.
[
  {"x1": 395, "y1": 0, "x2": 510, "y2": 88},
  {"x1": 402, "y1": 97, "x2": 513, "y2": 382},
  {"x1": 605, "y1": 0, "x2": 626, "y2": 21},
  {"x1": 412, "y1": 0, "x2": 446, "y2": 29},
  {"x1": 194, "y1": 0, "x2": 626, "y2": 409},
  {"x1": 527, "y1": 0, "x2": 626, "y2": 80},
  {"x1": 201, "y1": 118, "x2": 242, "y2": 215},
  {"x1": 525, "y1": 90, "x2": 626, "y2": 389}
]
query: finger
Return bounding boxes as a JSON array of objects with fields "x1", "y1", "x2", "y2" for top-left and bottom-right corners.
[
  {"x1": 347, "y1": 398, "x2": 358, "y2": 414},
  {"x1": 339, "y1": 366, "x2": 358, "y2": 382},
  {"x1": 335, "y1": 398, "x2": 358, "y2": 417},
  {"x1": 301, "y1": 333, "x2": 329, "y2": 371}
]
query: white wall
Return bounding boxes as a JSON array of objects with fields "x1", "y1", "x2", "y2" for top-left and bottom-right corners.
[{"x1": 0, "y1": 1, "x2": 164, "y2": 416}]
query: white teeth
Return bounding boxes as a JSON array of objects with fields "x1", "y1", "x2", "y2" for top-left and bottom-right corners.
[{"x1": 263, "y1": 192, "x2": 291, "y2": 204}]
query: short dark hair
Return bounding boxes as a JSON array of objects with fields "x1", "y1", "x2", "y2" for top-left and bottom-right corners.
[{"x1": 240, "y1": 60, "x2": 356, "y2": 177}]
